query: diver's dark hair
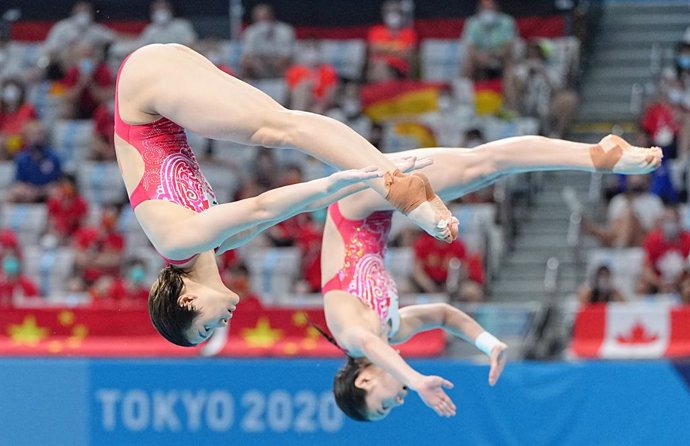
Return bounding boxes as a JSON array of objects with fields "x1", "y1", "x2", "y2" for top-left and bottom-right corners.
[
  {"x1": 148, "y1": 265, "x2": 197, "y2": 347},
  {"x1": 310, "y1": 323, "x2": 371, "y2": 422}
]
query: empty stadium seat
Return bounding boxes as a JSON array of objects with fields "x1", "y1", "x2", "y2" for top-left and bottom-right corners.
[
  {"x1": 386, "y1": 247, "x2": 415, "y2": 293},
  {"x1": 77, "y1": 161, "x2": 127, "y2": 205},
  {"x1": 198, "y1": 163, "x2": 241, "y2": 204},
  {"x1": 245, "y1": 248, "x2": 301, "y2": 302},
  {"x1": 51, "y1": 119, "x2": 93, "y2": 172},
  {"x1": 0, "y1": 203, "x2": 48, "y2": 247},
  {"x1": 0, "y1": 162, "x2": 15, "y2": 193},
  {"x1": 23, "y1": 246, "x2": 75, "y2": 296},
  {"x1": 420, "y1": 39, "x2": 466, "y2": 82}
]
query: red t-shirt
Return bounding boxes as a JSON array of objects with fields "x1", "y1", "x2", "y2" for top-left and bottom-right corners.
[
  {"x1": 0, "y1": 274, "x2": 39, "y2": 305},
  {"x1": 74, "y1": 227, "x2": 125, "y2": 282},
  {"x1": 285, "y1": 64, "x2": 338, "y2": 99},
  {"x1": 47, "y1": 194, "x2": 89, "y2": 237},
  {"x1": 641, "y1": 102, "x2": 679, "y2": 139},
  {"x1": 413, "y1": 233, "x2": 485, "y2": 284},
  {"x1": 643, "y1": 228, "x2": 690, "y2": 275},
  {"x1": 367, "y1": 25, "x2": 417, "y2": 74},
  {"x1": 92, "y1": 103, "x2": 114, "y2": 146},
  {"x1": 61, "y1": 63, "x2": 114, "y2": 116},
  {"x1": 0, "y1": 103, "x2": 38, "y2": 136}
]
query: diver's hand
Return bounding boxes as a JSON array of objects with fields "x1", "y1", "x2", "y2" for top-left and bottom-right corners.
[
  {"x1": 412, "y1": 375, "x2": 457, "y2": 417},
  {"x1": 392, "y1": 156, "x2": 434, "y2": 173},
  {"x1": 488, "y1": 342, "x2": 508, "y2": 386}
]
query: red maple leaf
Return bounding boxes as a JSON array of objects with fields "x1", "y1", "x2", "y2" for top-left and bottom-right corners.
[{"x1": 616, "y1": 321, "x2": 659, "y2": 344}]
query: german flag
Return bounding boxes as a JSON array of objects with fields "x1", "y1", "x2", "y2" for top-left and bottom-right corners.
[{"x1": 361, "y1": 79, "x2": 447, "y2": 124}]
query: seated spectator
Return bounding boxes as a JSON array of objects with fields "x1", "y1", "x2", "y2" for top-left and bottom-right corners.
[
  {"x1": 326, "y1": 81, "x2": 373, "y2": 140},
  {"x1": 641, "y1": 87, "x2": 680, "y2": 160},
  {"x1": 91, "y1": 258, "x2": 149, "y2": 305},
  {"x1": 71, "y1": 204, "x2": 125, "y2": 290},
  {"x1": 0, "y1": 78, "x2": 38, "y2": 159},
  {"x1": 61, "y1": 42, "x2": 114, "y2": 119},
  {"x1": 42, "y1": 1, "x2": 116, "y2": 68},
  {"x1": 669, "y1": 27, "x2": 690, "y2": 161},
  {"x1": 637, "y1": 204, "x2": 690, "y2": 296},
  {"x1": 578, "y1": 264, "x2": 625, "y2": 305},
  {"x1": 0, "y1": 228, "x2": 20, "y2": 261},
  {"x1": 411, "y1": 232, "x2": 485, "y2": 302},
  {"x1": 137, "y1": 0, "x2": 197, "y2": 47},
  {"x1": 89, "y1": 90, "x2": 115, "y2": 161},
  {"x1": 6, "y1": 121, "x2": 63, "y2": 203},
  {"x1": 0, "y1": 33, "x2": 24, "y2": 81},
  {"x1": 461, "y1": 0, "x2": 516, "y2": 81},
  {"x1": 240, "y1": 4, "x2": 295, "y2": 79},
  {"x1": 0, "y1": 247, "x2": 39, "y2": 307},
  {"x1": 295, "y1": 214, "x2": 325, "y2": 293},
  {"x1": 583, "y1": 174, "x2": 664, "y2": 248},
  {"x1": 285, "y1": 39, "x2": 338, "y2": 114},
  {"x1": 46, "y1": 174, "x2": 89, "y2": 243},
  {"x1": 366, "y1": 0, "x2": 417, "y2": 83},
  {"x1": 504, "y1": 39, "x2": 579, "y2": 138},
  {"x1": 266, "y1": 165, "x2": 312, "y2": 247}
]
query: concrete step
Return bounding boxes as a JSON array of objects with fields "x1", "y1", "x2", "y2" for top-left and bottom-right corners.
[
  {"x1": 576, "y1": 104, "x2": 636, "y2": 122},
  {"x1": 491, "y1": 277, "x2": 579, "y2": 295},
  {"x1": 586, "y1": 66, "x2": 653, "y2": 81},
  {"x1": 513, "y1": 235, "x2": 571, "y2": 250},
  {"x1": 504, "y1": 250, "x2": 577, "y2": 266},
  {"x1": 498, "y1": 266, "x2": 580, "y2": 281},
  {"x1": 602, "y1": 15, "x2": 690, "y2": 29}
]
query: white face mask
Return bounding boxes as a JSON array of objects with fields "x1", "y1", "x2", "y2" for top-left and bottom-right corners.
[
  {"x1": 2, "y1": 84, "x2": 21, "y2": 104},
  {"x1": 479, "y1": 10, "x2": 498, "y2": 25},
  {"x1": 384, "y1": 12, "x2": 404, "y2": 29},
  {"x1": 152, "y1": 9, "x2": 172, "y2": 25},
  {"x1": 74, "y1": 11, "x2": 92, "y2": 28}
]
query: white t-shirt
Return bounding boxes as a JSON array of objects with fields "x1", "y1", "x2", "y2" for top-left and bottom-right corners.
[
  {"x1": 137, "y1": 19, "x2": 198, "y2": 46},
  {"x1": 607, "y1": 192, "x2": 664, "y2": 230}
]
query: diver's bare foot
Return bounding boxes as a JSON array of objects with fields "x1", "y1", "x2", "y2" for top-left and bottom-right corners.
[{"x1": 591, "y1": 134, "x2": 663, "y2": 174}]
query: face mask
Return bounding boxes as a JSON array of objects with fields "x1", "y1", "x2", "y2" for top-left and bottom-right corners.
[
  {"x1": 597, "y1": 277, "x2": 612, "y2": 293},
  {"x1": 479, "y1": 10, "x2": 498, "y2": 25},
  {"x1": 663, "y1": 221, "x2": 680, "y2": 239},
  {"x1": 129, "y1": 265, "x2": 146, "y2": 284},
  {"x1": 2, "y1": 84, "x2": 20, "y2": 104},
  {"x1": 384, "y1": 12, "x2": 404, "y2": 29},
  {"x1": 74, "y1": 11, "x2": 92, "y2": 28},
  {"x1": 676, "y1": 54, "x2": 690, "y2": 70},
  {"x1": 79, "y1": 58, "x2": 95, "y2": 76},
  {"x1": 2, "y1": 255, "x2": 20, "y2": 276},
  {"x1": 152, "y1": 9, "x2": 172, "y2": 25}
]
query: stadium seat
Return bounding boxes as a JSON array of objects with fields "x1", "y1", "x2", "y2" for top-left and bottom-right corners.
[
  {"x1": 23, "y1": 246, "x2": 75, "y2": 296},
  {"x1": 0, "y1": 162, "x2": 15, "y2": 193},
  {"x1": 0, "y1": 203, "x2": 48, "y2": 247},
  {"x1": 318, "y1": 39, "x2": 367, "y2": 80},
  {"x1": 420, "y1": 39, "x2": 466, "y2": 82},
  {"x1": 386, "y1": 247, "x2": 415, "y2": 293},
  {"x1": 51, "y1": 119, "x2": 93, "y2": 172},
  {"x1": 198, "y1": 163, "x2": 241, "y2": 204},
  {"x1": 77, "y1": 161, "x2": 127, "y2": 205},
  {"x1": 245, "y1": 248, "x2": 301, "y2": 302},
  {"x1": 218, "y1": 40, "x2": 245, "y2": 73},
  {"x1": 250, "y1": 79, "x2": 288, "y2": 105}
]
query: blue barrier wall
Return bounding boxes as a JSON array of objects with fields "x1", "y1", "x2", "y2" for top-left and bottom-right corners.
[{"x1": 1, "y1": 358, "x2": 690, "y2": 446}]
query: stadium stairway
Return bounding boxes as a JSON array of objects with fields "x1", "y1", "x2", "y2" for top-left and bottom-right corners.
[{"x1": 577, "y1": 1, "x2": 690, "y2": 125}]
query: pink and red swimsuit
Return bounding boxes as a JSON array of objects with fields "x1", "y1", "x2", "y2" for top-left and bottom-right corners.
[
  {"x1": 114, "y1": 56, "x2": 218, "y2": 265},
  {"x1": 322, "y1": 202, "x2": 400, "y2": 337}
]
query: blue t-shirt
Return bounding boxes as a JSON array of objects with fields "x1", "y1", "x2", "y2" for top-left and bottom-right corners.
[{"x1": 14, "y1": 147, "x2": 63, "y2": 186}]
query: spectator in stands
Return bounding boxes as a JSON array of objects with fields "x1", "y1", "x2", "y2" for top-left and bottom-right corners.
[
  {"x1": 265, "y1": 165, "x2": 312, "y2": 247},
  {"x1": 72, "y1": 204, "x2": 125, "y2": 289},
  {"x1": 0, "y1": 33, "x2": 24, "y2": 82},
  {"x1": 61, "y1": 42, "x2": 115, "y2": 119},
  {"x1": 89, "y1": 89, "x2": 115, "y2": 161},
  {"x1": 504, "y1": 39, "x2": 579, "y2": 138},
  {"x1": 252, "y1": 147, "x2": 278, "y2": 189},
  {"x1": 577, "y1": 264, "x2": 625, "y2": 305},
  {"x1": 285, "y1": 39, "x2": 339, "y2": 114},
  {"x1": 366, "y1": 0, "x2": 418, "y2": 83},
  {"x1": 461, "y1": 0, "x2": 517, "y2": 80},
  {"x1": 0, "y1": 247, "x2": 40, "y2": 307},
  {"x1": 137, "y1": 0, "x2": 198, "y2": 47},
  {"x1": 295, "y1": 213, "x2": 325, "y2": 293},
  {"x1": 42, "y1": 1, "x2": 116, "y2": 66},
  {"x1": 6, "y1": 120, "x2": 63, "y2": 203},
  {"x1": 240, "y1": 3, "x2": 295, "y2": 79},
  {"x1": 0, "y1": 78, "x2": 38, "y2": 159},
  {"x1": 637, "y1": 204, "x2": 690, "y2": 296},
  {"x1": 46, "y1": 174, "x2": 89, "y2": 243},
  {"x1": 670, "y1": 28, "x2": 690, "y2": 161},
  {"x1": 641, "y1": 87, "x2": 680, "y2": 160},
  {"x1": 411, "y1": 232, "x2": 485, "y2": 302},
  {"x1": 97, "y1": 258, "x2": 150, "y2": 304},
  {"x1": 0, "y1": 228, "x2": 20, "y2": 262},
  {"x1": 326, "y1": 81, "x2": 373, "y2": 141},
  {"x1": 583, "y1": 174, "x2": 664, "y2": 248}
]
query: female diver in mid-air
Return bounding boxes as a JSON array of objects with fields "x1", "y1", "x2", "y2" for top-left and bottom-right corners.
[
  {"x1": 114, "y1": 43, "x2": 456, "y2": 346},
  {"x1": 317, "y1": 134, "x2": 662, "y2": 421}
]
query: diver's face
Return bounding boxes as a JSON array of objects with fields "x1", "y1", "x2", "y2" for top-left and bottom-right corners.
[
  {"x1": 181, "y1": 285, "x2": 239, "y2": 345},
  {"x1": 358, "y1": 366, "x2": 408, "y2": 421}
]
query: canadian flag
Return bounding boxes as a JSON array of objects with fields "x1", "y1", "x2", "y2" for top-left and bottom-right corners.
[{"x1": 572, "y1": 303, "x2": 690, "y2": 358}]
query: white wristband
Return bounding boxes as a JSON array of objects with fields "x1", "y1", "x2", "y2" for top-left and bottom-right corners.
[{"x1": 475, "y1": 332, "x2": 501, "y2": 356}]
